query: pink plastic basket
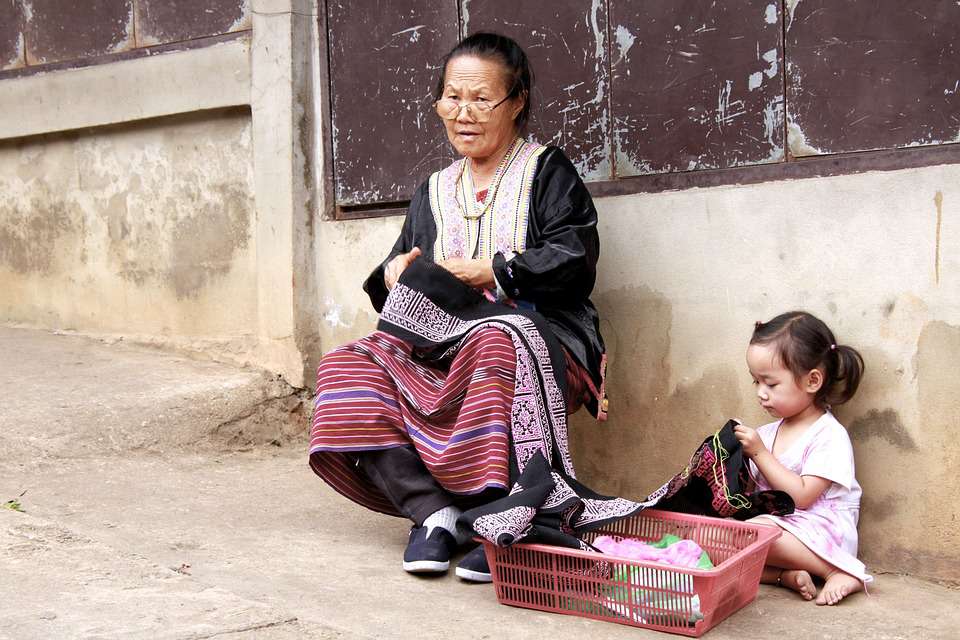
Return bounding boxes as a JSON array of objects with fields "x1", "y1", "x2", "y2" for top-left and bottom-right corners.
[{"x1": 482, "y1": 509, "x2": 781, "y2": 636}]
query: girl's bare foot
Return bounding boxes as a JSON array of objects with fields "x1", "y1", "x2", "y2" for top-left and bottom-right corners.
[
  {"x1": 780, "y1": 569, "x2": 817, "y2": 600},
  {"x1": 815, "y1": 571, "x2": 862, "y2": 605}
]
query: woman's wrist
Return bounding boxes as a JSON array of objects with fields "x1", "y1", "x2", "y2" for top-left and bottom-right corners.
[{"x1": 481, "y1": 259, "x2": 495, "y2": 289}]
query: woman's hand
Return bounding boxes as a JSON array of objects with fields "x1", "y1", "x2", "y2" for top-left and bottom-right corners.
[
  {"x1": 384, "y1": 247, "x2": 422, "y2": 290},
  {"x1": 733, "y1": 422, "x2": 766, "y2": 459},
  {"x1": 437, "y1": 258, "x2": 495, "y2": 289}
]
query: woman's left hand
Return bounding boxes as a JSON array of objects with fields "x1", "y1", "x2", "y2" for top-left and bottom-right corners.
[
  {"x1": 437, "y1": 258, "x2": 496, "y2": 289},
  {"x1": 733, "y1": 422, "x2": 766, "y2": 459}
]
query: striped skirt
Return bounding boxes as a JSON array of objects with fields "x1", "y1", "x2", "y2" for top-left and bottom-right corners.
[{"x1": 309, "y1": 326, "x2": 520, "y2": 517}]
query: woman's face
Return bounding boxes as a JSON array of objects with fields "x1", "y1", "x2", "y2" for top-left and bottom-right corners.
[{"x1": 439, "y1": 55, "x2": 523, "y2": 164}]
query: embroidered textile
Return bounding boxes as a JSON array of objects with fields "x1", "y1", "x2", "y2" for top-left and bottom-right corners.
[
  {"x1": 656, "y1": 420, "x2": 796, "y2": 521},
  {"x1": 429, "y1": 138, "x2": 547, "y2": 262},
  {"x1": 461, "y1": 420, "x2": 795, "y2": 550},
  {"x1": 460, "y1": 451, "x2": 669, "y2": 549},
  {"x1": 377, "y1": 260, "x2": 574, "y2": 478}
]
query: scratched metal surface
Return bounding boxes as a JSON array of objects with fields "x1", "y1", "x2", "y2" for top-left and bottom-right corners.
[
  {"x1": 785, "y1": 0, "x2": 960, "y2": 156},
  {"x1": 610, "y1": 0, "x2": 785, "y2": 176},
  {"x1": 462, "y1": 0, "x2": 613, "y2": 180},
  {"x1": 326, "y1": 0, "x2": 458, "y2": 206},
  {"x1": 24, "y1": 0, "x2": 136, "y2": 66},
  {"x1": 135, "y1": 0, "x2": 250, "y2": 46},
  {"x1": 0, "y1": 0, "x2": 25, "y2": 70}
]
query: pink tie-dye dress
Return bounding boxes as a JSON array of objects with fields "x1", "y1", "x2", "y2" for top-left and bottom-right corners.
[{"x1": 748, "y1": 411, "x2": 873, "y2": 585}]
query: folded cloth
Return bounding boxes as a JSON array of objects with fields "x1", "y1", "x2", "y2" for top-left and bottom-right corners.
[
  {"x1": 593, "y1": 535, "x2": 712, "y2": 626},
  {"x1": 604, "y1": 564, "x2": 705, "y2": 625},
  {"x1": 593, "y1": 534, "x2": 713, "y2": 570},
  {"x1": 459, "y1": 451, "x2": 659, "y2": 551}
]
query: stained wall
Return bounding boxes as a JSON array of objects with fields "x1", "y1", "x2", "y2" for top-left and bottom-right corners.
[
  {"x1": 319, "y1": 164, "x2": 960, "y2": 584},
  {"x1": 574, "y1": 165, "x2": 960, "y2": 584},
  {"x1": 0, "y1": 109, "x2": 259, "y2": 357}
]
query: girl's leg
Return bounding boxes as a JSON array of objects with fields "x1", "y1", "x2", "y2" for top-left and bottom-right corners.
[
  {"x1": 752, "y1": 518, "x2": 862, "y2": 605},
  {"x1": 753, "y1": 518, "x2": 816, "y2": 600}
]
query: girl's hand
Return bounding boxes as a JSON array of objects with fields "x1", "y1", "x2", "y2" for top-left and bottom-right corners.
[
  {"x1": 733, "y1": 422, "x2": 766, "y2": 459},
  {"x1": 437, "y1": 258, "x2": 495, "y2": 289},
  {"x1": 384, "y1": 247, "x2": 422, "y2": 290}
]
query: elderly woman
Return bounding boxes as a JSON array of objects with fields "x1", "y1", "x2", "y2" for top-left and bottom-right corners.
[{"x1": 309, "y1": 33, "x2": 607, "y2": 581}]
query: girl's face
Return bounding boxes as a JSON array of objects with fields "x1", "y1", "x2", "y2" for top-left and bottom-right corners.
[
  {"x1": 746, "y1": 342, "x2": 823, "y2": 421},
  {"x1": 439, "y1": 55, "x2": 523, "y2": 164}
]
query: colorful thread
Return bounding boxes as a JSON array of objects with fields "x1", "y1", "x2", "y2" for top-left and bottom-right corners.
[{"x1": 710, "y1": 430, "x2": 752, "y2": 510}]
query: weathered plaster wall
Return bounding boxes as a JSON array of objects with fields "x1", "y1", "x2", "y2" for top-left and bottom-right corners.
[
  {"x1": 0, "y1": 108, "x2": 259, "y2": 359},
  {"x1": 580, "y1": 164, "x2": 960, "y2": 584},
  {"x1": 316, "y1": 163, "x2": 960, "y2": 583},
  {"x1": 313, "y1": 216, "x2": 399, "y2": 348}
]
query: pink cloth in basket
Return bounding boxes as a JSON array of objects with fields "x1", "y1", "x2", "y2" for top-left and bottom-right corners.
[{"x1": 593, "y1": 535, "x2": 707, "y2": 569}]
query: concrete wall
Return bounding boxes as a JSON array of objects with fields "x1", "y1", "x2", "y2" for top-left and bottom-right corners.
[
  {"x1": 0, "y1": 109, "x2": 258, "y2": 358},
  {"x1": 314, "y1": 164, "x2": 960, "y2": 583},
  {"x1": 576, "y1": 164, "x2": 960, "y2": 584},
  {"x1": 0, "y1": 5, "x2": 319, "y2": 386}
]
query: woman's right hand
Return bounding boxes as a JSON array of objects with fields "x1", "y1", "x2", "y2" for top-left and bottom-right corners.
[{"x1": 384, "y1": 247, "x2": 422, "y2": 290}]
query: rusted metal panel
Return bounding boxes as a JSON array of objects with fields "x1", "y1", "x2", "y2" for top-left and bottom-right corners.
[
  {"x1": 786, "y1": 0, "x2": 960, "y2": 156},
  {"x1": 135, "y1": 0, "x2": 250, "y2": 47},
  {"x1": 610, "y1": 1, "x2": 784, "y2": 176},
  {"x1": 462, "y1": 0, "x2": 612, "y2": 180},
  {"x1": 0, "y1": 0, "x2": 26, "y2": 70},
  {"x1": 25, "y1": 0, "x2": 135, "y2": 65},
  {"x1": 327, "y1": 0, "x2": 458, "y2": 206}
]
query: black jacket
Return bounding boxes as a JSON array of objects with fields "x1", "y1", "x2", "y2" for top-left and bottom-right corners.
[{"x1": 364, "y1": 146, "x2": 605, "y2": 392}]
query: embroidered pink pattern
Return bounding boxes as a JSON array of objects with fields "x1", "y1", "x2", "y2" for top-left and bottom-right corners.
[
  {"x1": 472, "y1": 505, "x2": 537, "y2": 545},
  {"x1": 544, "y1": 471, "x2": 578, "y2": 510}
]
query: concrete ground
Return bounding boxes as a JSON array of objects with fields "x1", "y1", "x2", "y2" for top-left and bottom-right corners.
[{"x1": 1, "y1": 327, "x2": 957, "y2": 639}]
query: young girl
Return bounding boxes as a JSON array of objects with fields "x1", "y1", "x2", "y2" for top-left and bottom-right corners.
[{"x1": 733, "y1": 311, "x2": 871, "y2": 606}]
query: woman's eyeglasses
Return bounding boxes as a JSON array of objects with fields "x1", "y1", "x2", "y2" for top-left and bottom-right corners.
[{"x1": 434, "y1": 94, "x2": 512, "y2": 123}]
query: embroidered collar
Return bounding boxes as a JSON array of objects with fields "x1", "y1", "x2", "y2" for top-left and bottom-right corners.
[
  {"x1": 428, "y1": 138, "x2": 547, "y2": 262},
  {"x1": 457, "y1": 137, "x2": 524, "y2": 220}
]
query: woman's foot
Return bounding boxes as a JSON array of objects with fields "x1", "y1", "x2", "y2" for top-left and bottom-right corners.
[
  {"x1": 402, "y1": 525, "x2": 457, "y2": 573},
  {"x1": 780, "y1": 569, "x2": 817, "y2": 601},
  {"x1": 455, "y1": 544, "x2": 492, "y2": 583},
  {"x1": 815, "y1": 571, "x2": 862, "y2": 605}
]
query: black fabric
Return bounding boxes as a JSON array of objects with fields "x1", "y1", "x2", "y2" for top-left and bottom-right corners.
[
  {"x1": 458, "y1": 451, "x2": 633, "y2": 552},
  {"x1": 358, "y1": 445, "x2": 508, "y2": 526},
  {"x1": 362, "y1": 147, "x2": 605, "y2": 416},
  {"x1": 656, "y1": 420, "x2": 796, "y2": 521},
  {"x1": 357, "y1": 446, "x2": 454, "y2": 527}
]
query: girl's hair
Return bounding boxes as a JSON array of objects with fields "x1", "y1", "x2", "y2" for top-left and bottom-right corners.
[
  {"x1": 434, "y1": 32, "x2": 534, "y2": 131},
  {"x1": 751, "y1": 311, "x2": 864, "y2": 408}
]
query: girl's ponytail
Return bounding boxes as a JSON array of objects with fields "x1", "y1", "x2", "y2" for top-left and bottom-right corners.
[{"x1": 823, "y1": 344, "x2": 864, "y2": 407}]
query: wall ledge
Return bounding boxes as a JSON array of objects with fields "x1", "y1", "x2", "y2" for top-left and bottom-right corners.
[{"x1": 0, "y1": 35, "x2": 251, "y2": 141}]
